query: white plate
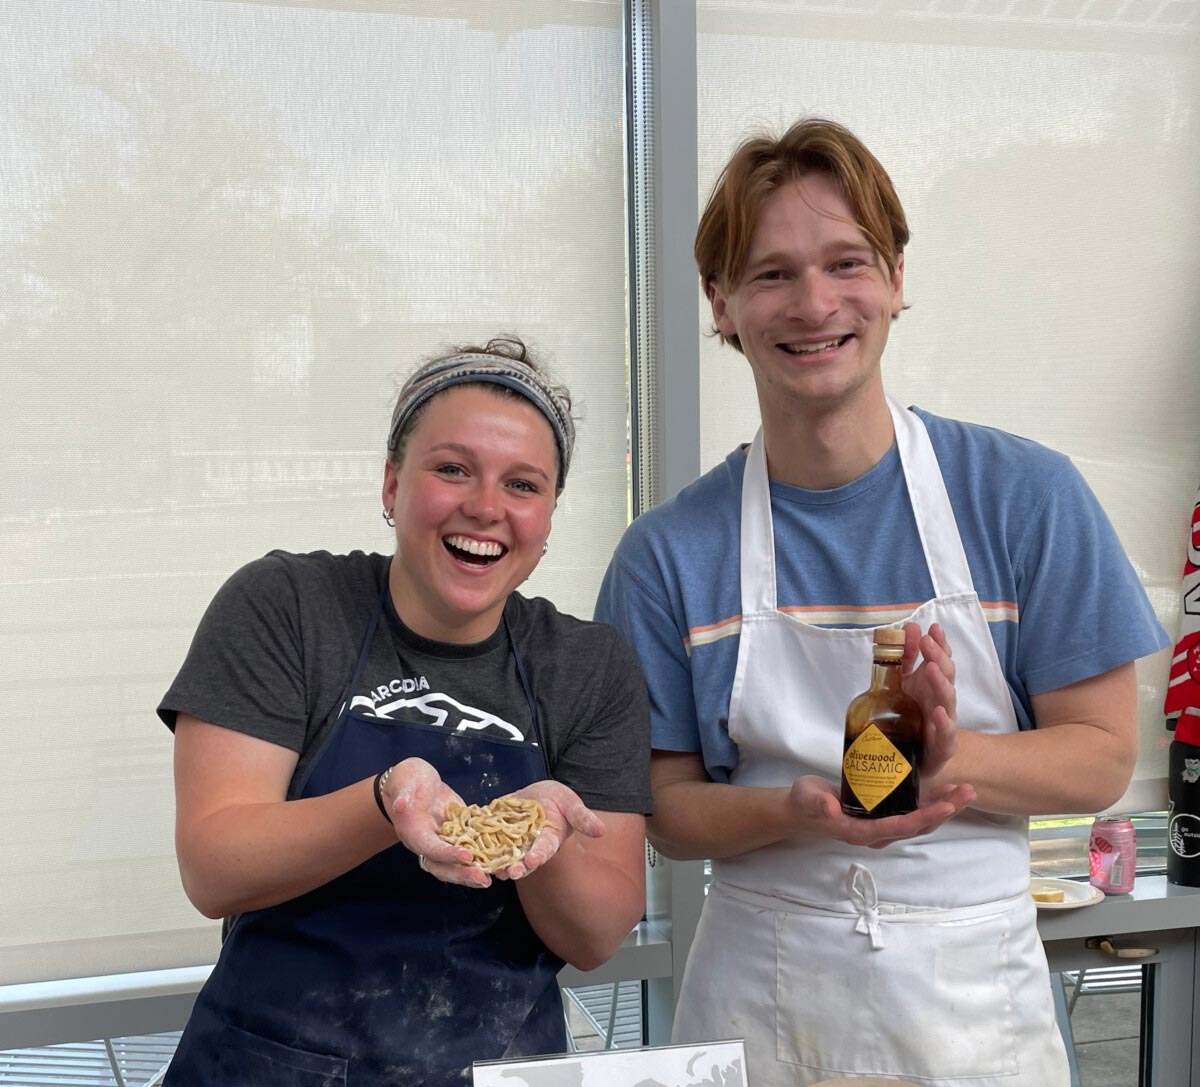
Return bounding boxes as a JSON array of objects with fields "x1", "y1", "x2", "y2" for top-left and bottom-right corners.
[{"x1": 1029, "y1": 877, "x2": 1104, "y2": 911}]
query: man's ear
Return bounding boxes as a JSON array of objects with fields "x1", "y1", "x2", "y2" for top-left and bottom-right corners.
[
  {"x1": 890, "y1": 251, "x2": 905, "y2": 317},
  {"x1": 709, "y1": 280, "x2": 736, "y2": 340}
]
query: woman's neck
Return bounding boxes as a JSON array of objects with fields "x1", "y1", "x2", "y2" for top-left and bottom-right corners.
[{"x1": 387, "y1": 560, "x2": 505, "y2": 646}]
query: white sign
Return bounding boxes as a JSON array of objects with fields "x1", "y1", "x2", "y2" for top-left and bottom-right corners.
[{"x1": 473, "y1": 1039, "x2": 747, "y2": 1087}]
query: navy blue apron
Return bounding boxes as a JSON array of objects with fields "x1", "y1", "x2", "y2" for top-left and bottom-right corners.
[{"x1": 165, "y1": 589, "x2": 566, "y2": 1086}]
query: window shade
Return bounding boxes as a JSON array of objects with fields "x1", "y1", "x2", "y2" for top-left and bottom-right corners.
[{"x1": 0, "y1": 0, "x2": 627, "y2": 987}]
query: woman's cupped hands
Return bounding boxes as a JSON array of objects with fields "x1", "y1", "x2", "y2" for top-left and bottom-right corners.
[{"x1": 380, "y1": 759, "x2": 603, "y2": 888}]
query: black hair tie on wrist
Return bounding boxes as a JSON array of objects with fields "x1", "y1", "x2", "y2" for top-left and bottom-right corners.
[{"x1": 373, "y1": 769, "x2": 392, "y2": 823}]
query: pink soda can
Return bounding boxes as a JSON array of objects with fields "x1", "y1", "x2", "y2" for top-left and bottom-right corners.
[{"x1": 1089, "y1": 817, "x2": 1137, "y2": 894}]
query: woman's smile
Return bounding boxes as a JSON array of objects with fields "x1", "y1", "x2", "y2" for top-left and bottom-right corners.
[{"x1": 442, "y1": 533, "x2": 507, "y2": 565}]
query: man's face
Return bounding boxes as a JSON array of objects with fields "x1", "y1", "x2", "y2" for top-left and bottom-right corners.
[{"x1": 709, "y1": 174, "x2": 904, "y2": 416}]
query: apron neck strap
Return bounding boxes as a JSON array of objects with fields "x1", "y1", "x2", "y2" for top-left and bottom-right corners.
[
  {"x1": 886, "y1": 398, "x2": 973, "y2": 598},
  {"x1": 503, "y1": 607, "x2": 551, "y2": 777},
  {"x1": 345, "y1": 586, "x2": 387, "y2": 709},
  {"x1": 739, "y1": 430, "x2": 778, "y2": 614}
]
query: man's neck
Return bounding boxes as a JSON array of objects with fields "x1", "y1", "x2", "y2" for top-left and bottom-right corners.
[{"x1": 759, "y1": 388, "x2": 895, "y2": 490}]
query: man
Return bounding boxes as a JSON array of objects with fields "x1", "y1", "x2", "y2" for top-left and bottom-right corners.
[{"x1": 595, "y1": 119, "x2": 1169, "y2": 1087}]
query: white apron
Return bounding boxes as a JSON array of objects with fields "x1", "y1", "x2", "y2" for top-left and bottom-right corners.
[{"x1": 672, "y1": 400, "x2": 1069, "y2": 1087}]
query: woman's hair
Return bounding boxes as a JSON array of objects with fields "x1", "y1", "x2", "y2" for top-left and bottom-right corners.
[
  {"x1": 387, "y1": 336, "x2": 575, "y2": 493},
  {"x1": 695, "y1": 117, "x2": 910, "y2": 352}
]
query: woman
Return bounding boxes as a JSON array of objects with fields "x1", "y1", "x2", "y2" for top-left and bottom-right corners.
[{"x1": 159, "y1": 337, "x2": 651, "y2": 1086}]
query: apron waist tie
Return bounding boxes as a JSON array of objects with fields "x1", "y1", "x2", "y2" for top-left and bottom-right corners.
[
  {"x1": 712, "y1": 875, "x2": 1032, "y2": 929},
  {"x1": 847, "y1": 862, "x2": 885, "y2": 950}
]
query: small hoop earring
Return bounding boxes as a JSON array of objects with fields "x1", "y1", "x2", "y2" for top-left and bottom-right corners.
[
  {"x1": 382, "y1": 509, "x2": 395, "y2": 527},
  {"x1": 542, "y1": 542, "x2": 549, "y2": 556}
]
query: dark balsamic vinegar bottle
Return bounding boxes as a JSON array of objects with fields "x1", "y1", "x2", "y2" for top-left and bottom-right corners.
[{"x1": 840, "y1": 628, "x2": 923, "y2": 819}]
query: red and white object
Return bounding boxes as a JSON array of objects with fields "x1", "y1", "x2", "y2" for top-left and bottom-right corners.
[{"x1": 1164, "y1": 488, "x2": 1200, "y2": 743}]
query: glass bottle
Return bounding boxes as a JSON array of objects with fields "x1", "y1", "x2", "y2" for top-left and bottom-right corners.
[{"x1": 840, "y1": 628, "x2": 923, "y2": 819}]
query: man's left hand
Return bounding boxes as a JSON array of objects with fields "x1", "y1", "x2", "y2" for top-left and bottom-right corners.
[{"x1": 901, "y1": 621, "x2": 958, "y2": 781}]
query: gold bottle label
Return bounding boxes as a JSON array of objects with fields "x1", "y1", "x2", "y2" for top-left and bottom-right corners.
[{"x1": 843, "y1": 724, "x2": 913, "y2": 812}]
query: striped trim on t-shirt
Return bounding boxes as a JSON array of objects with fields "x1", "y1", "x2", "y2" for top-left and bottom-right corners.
[{"x1": 683, "y1": 600, "x2": 1019, "y2": 655}]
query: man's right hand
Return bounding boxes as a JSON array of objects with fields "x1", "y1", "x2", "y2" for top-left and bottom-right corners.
[{"x1": 787, "y1": 775, "x2": 976, "y2": 849}]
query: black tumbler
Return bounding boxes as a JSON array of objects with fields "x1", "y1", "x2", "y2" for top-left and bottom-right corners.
[{"x1": 1167, "y1": 737, "x2": 1200, "y2": 886}]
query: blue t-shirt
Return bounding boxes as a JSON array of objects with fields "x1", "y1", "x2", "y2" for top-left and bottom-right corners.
[{"x1": 595, "y1": 408, "x2": 1169, "y2": 784}]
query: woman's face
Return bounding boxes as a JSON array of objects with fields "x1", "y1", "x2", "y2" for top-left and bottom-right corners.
[{"x1": 382, "y1": 384, "x2": 558, "y2": 643}]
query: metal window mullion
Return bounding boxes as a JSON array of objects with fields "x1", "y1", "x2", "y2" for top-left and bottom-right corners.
[
  {"x1": 624, "y1": 0, "x2": 702, "y2": 1048},
  {"x1": 626, "y1": 0, "x2": 700, "y2": 516},
  {"x1": 625, "y1": 0, "x2": 656, "y2": 518}
]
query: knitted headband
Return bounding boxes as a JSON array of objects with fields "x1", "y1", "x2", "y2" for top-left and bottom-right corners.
[{"x1": 387, "y1": 353, "x2": 575, "y2": 492}]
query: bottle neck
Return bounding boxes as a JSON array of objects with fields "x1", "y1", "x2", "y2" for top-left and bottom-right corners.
[{"x1": 871, "y1": 656, "x2": 905, "y2": 692}]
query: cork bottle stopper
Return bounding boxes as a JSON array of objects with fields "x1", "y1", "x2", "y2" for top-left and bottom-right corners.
[{"x1": 873, "y1": 627, "x2": 906, "y2": 646}]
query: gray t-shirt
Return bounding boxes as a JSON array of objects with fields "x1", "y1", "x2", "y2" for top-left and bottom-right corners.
[{"x1": 159, "y1": 550, "x2": 652, "y2": 813}]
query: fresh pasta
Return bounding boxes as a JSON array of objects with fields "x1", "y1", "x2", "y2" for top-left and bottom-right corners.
[{"x1": 437, "y1": 796, "x2": 552, "y2": 873}]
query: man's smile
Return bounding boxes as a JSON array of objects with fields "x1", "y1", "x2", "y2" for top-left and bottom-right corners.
[{"x1": 779, "y1": 334, "x2": 853, "y2": 357}]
